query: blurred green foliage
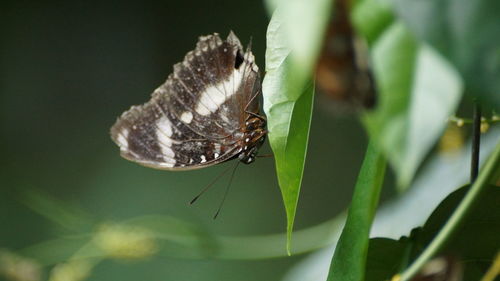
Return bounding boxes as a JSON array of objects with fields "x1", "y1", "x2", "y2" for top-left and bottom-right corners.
[
  {"x1": 366, "y1": 185, "x2": 500, "y2": 281},
  {"x1": 1, "y1": 0, "x2": 499, "y2": 281},
  {"x1": 0, "y1": 1, "x2": 364, "y2": 280}
]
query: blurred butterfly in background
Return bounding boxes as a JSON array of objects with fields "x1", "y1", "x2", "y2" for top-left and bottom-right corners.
[
  {"x1": 110, "y1": 32, "x2": 266, "y2": 171},
  {"x1": 315, "y1": 0, "x2": 377, "y2": 112}
]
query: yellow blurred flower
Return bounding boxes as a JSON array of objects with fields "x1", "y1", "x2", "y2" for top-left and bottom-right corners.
[
  {"x1": 93, "y1": 223, "x2": 159, "y2": 260},
  {"x1": 0, "y1": 249, "x2": 41, "y2": 281},
  {"x1": 439, "y1": 124, "x2": 464, "y2": 155},
  {"x1": 480, "y1": 122, "x2": 490, "y2": 133}
]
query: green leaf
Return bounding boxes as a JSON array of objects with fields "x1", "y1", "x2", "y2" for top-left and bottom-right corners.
[
  {"x1": 401, "y1": 45, "x2": 463, "y2": 187},
  {"x1": 268, "y1": 0, "x2": 333, "y2": 77},
  {"x1": 19, "y1": 236, "x2": 91, "y2": 266},
  {"x1": 394, "y1": 0, "x2": 500, "y2": 110},
  {"x1": 365, "y1": 185, "x2": 500, "y2": 281},
  {"x1": 279, "y1": 130, "x2": 500, "y2": 281},
  {"x1": 364, "y1": 22, "x2": 462, "y2": 189},
  {"x1": 263, "y1": 63, "x2": 314, "y2": 255},
  {"x1": 327, "y1": 142, "x2": 386, "y2": 281},
  {"x1": 371, "y1": 127, "x2": 500, "y2": 240},
  {"x1": 263, "y1": 0, "x2": 331, "y2": 254},
  {"x1": 416, "y1": 187, "x2": 500, "y2": 267},
  {"x1": 20, "y1": 213, "x2": 348, "y2": 264},
  {"x1": 20, "y1": 189, "x2": 95, "y2": 233},
  {"x1": 399, "y1": 139, "x2": 500, "y2": 280},
  {"x1": 351, "y1": 0, "x2": 394, "y2": 45},
  {"x1": 364, "y1": 141, "x2": 500, "y2": 280},
  {"x1": 365, "y1": 238, "x2": 409, "y2": 281}
]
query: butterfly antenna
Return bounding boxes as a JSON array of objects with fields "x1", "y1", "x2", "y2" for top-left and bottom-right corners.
[
  {"x1": 213, "y1": 161, "x2": 240, "y2": 219},
  {"x1": 256, "y1": 153, "x2": 273, "y2": 158},
  {"x1": 189, "y1": 164, "x2": 233, "y2": 205},
  {"x1": 246, "y1": 36, "x2": 253, "y2": 52}
]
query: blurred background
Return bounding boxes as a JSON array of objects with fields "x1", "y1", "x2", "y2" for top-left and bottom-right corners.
[
  {"x1": 0, "y1": 1, "x2": 376, "y2": 280},
  {"x1": 5, "y1": 1, "x2": 499, "y2": 280}
]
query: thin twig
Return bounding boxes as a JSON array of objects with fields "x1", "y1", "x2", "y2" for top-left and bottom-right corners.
[{"x1": 471, "y1": 102, "x2": 481, "y2": 182}]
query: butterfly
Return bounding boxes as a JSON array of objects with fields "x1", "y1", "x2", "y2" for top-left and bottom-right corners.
[
  {"x1": 315, "y1": 0, "x2": 376, "y2": 111},
  {"x1": 110, "y1": 31, "x2": 266, "y2": 171}
]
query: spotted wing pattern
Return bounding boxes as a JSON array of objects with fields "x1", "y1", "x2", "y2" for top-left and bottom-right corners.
[{"x1": 110, "y1": 32, "x2": 261, "y2": 170}]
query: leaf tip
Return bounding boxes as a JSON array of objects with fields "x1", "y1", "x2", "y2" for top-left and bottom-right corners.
[{"x1": 286, "y1": 228, "x2": 293, "y2": 256}]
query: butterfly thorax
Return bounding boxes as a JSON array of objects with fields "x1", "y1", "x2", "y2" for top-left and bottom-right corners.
[{"x1": 238, "y1": 115, "x2": 266, "y2": 164}]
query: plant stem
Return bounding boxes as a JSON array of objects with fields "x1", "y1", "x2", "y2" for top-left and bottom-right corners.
[
  {"x1": 327, "y1": 142, "x2": 386, "y2": 281},
  {"x1": 398, "y1": 140, "x2": 500, "y2": 281},
  {"x1": 471, "y1": 102, "x2": 481, "y2": 182}
]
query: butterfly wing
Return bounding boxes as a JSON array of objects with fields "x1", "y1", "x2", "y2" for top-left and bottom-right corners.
[{"x1": 110, "y1": 32, "x2": 260, "y2": 170}]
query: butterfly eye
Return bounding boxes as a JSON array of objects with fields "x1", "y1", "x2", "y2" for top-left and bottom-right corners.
[{"x1": 245, "y1": 156, "x2": 254, "y2": 164}]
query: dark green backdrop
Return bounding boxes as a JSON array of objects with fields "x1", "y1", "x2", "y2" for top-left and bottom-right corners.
[{"x1": 1, "y1": 1, "x2": 373, "y2": 280}]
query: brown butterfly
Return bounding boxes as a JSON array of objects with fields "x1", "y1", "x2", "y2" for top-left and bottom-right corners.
[
  {"x1": 110, "y1": 32, "x2": 266, "y2": 171},
  {"x1": 315, "y1": 0, "x2": 376, "y2": 110}
]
